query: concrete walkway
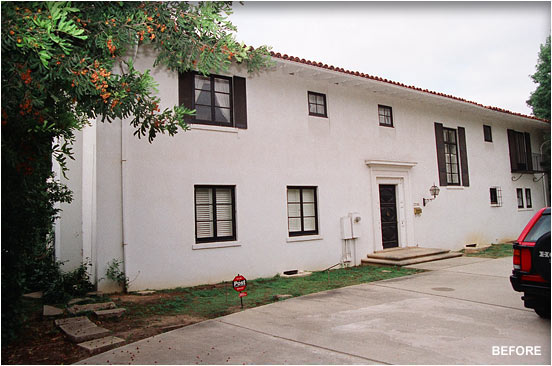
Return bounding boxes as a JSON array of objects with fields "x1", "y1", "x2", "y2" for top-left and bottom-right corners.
[{"x1": 78, "y1": 256, "x2": 550, "y2": 365}]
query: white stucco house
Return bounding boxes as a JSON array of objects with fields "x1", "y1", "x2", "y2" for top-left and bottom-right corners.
[{"x1": 55, "y1": 48, "x2": 550, "y2": 292}]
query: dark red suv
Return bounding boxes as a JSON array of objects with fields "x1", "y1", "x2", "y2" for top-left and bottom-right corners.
[{"x1": 510, "y1": 207, "x2": 551, "y2": 318}]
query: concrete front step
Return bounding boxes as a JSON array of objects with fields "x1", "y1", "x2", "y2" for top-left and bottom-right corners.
[
  {"x1": 366, "y1": 247, "x2": 450, "y2": 261},
  {"x1": 361, "y1": 251, "x2": 463, "y2": 267}
]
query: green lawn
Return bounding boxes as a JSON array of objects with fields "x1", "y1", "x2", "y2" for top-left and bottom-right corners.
[
  {"x1": 120, "y1": 264, "x2": 422, "y2": 319},
  {"x1": 462, "y1": 243, "x2": 513, "y2": 258}
]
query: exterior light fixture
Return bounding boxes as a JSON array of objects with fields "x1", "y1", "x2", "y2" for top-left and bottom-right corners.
[{"x1": 423, "y1": 184, "x2": 440, "y2": 206}]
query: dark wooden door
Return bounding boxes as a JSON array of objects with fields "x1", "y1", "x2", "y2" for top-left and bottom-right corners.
[{"x1": 379, "y1": 185, "x2": 399, "y2": 249}]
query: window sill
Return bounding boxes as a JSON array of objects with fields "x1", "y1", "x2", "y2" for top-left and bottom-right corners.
[
  {"x1": 446, "y1": 186, "x2": 464, "y2": 190},
  {"x1": 518, "y1": 208, "x2": 534, "y2": 212},
  {"x1": 286, "y1": 235, "x2": 323, "y2": 243},
  {"x1": 192, "y1": 241, "x2": 241, "y2": 250},
  {"x1": 190, "y1": 125, "x2": 239, "y2": 134}
]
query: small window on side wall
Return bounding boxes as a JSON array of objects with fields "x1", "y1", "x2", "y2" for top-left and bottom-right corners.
[
  {"x1": 525, "y1": 189, "x2": 532, "y2": 208},
  {"x1": 378, "y1": 105, "x2": 393, "y2": 127},
  {"x1": 517, "y1": 188, "x2": 524, "y2": 209},
  {"x1": 307, "y1": 92, "x2": 327, "y2": 117},
  {"x1": 490, "y1": 187, "x2": 502, "y2": 207},
  {"x1": 483, "y1": 125, "x2": 492, "y2": 142}
]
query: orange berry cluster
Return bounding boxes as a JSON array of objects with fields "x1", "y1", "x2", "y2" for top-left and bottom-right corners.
[
  {"x1": 106, "y1": 39, "x2": 116, "y2": 56},
  {"x1": 20, "y1": 69, "x2": 32, "y2": 85}
]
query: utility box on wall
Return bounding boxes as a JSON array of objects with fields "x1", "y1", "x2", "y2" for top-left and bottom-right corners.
[
  {"x1": 340, "y1": 216, "x2": 353, "y2": 239},
  {"x1": 340, "y1": 212, "x2": 361, "y2": 239}
]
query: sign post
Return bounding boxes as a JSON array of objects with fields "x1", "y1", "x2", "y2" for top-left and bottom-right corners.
[{"x1": 232, "y1": 274, "x2": 247, "y2": 309}]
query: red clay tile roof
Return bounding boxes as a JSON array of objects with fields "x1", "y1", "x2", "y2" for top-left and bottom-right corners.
[{"x1": 270, "y1": 51, "x2": 549, "y2": 124}]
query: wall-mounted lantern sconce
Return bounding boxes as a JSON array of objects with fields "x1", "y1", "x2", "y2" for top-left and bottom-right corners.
[{"x1": 423, "y1": 184, "x2": 440, "y2": 206}]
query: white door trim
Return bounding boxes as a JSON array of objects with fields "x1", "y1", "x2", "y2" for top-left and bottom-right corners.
[{"x1": 366, "y1": 161, "x2": 416, "y2": 253}]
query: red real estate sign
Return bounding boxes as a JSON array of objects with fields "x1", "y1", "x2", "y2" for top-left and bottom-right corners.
[{"x1": 233, "y1": 275, "x2": 247, "y2": 292}]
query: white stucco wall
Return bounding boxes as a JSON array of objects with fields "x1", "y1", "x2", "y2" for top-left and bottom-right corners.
[
  {"x1": 58, "y1": 47, "x2": 549, "y2": 291},
  {"x1": 55, "y1": 130, "x2": 84, "y2": 271}
]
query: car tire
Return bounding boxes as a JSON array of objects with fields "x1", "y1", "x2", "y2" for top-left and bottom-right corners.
[{"x1": 532, "y1": 231, "x2": 551, "y2": 281}]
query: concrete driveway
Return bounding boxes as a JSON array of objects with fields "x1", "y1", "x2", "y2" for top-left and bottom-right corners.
[{"x1": 78, "y1": 256, "x2": 550, "y2": 365}]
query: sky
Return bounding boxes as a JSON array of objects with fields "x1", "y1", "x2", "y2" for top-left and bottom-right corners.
[{"x1": 229, "y1": 1, "x2": 551, "y2": 116}]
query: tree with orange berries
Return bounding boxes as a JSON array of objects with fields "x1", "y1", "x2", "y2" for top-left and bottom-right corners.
[{"x1": 1, "y1": 1, "x2": 271, "y2": 341}]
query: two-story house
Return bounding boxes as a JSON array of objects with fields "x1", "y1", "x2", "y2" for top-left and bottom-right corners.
[{"x1": 55, "y1": 48, "x2": 550, "y2": 292}]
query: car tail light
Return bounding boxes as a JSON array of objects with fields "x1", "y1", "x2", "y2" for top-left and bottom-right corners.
[
  {"x1": 513, "y1": 248, "x2": 521, "y2": 269},
  {"x1": 520, "y1": 247, "x2": 532, "y2": 272}
]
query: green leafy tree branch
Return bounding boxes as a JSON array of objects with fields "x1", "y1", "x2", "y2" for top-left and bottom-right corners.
[{"x1": 1, "y1": 1, "x2": 271, "y2": 342}]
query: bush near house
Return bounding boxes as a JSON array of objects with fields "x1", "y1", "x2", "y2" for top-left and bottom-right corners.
[{"x1": 1, "y1": 1, "x2": 271, "y2": 343}]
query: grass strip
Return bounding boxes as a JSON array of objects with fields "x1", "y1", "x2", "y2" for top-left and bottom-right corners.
[
  {"x1": 121, "y1": 264, "x2": 422, "y2": 319},
  {"x1": 462, "y1": 243, "x2": 513, "y2": 258}
]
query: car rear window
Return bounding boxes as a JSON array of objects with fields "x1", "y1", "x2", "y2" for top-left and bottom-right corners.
[{"x1": 524, "y1": 213, "x2": 551, "y2": 243}]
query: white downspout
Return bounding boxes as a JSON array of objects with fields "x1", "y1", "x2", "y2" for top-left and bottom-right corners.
[
  {"x1": 121, "y1": 115, "x2": 128, "y2": 290},
  {"x1": 52, "y1": 138, "x2": 62, "y2": 262},
  {"x1": 120, "y1": 41, "x2": 140, "y2": 291}
]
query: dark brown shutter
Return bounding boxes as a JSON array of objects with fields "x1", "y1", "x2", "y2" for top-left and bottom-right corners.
[
  {"x1": 507, "y1": 129, "x2": 518, "y2": 172},
  {"x1": 233, "y1": 76, "x2": 247, "y2": 129},
  {"x1": 434, "y1": 122, "x2": 447, "y2": 186},
  {"x1": 524, "y1": 132, "x2": 533, "y2": 171},
  {"x1": 179, "y1": 71, "x2": 195, "y2": 123},
  {"x1": 457, "y1": 127, "x2": 470, "y2": 187}
]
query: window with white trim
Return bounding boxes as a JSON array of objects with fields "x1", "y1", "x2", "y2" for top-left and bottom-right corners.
[{"x1": 195, "y1": 186, "x2": 236, "y2": 243}]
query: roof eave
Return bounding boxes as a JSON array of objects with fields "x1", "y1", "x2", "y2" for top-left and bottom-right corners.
[{"x1": 270, "y1": 52, "x2": 549, "y2": 125}]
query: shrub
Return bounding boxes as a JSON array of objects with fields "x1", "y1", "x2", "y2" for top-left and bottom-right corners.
[{"x1": 105, "y1": 259, "x2": 129, "y2": 293}]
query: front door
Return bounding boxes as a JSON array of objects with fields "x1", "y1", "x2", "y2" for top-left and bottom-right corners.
[{"x1": 379, "y1": 184, "x2": 399, "y2": 249}]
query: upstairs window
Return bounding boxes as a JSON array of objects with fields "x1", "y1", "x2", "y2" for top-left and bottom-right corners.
[
  {"x1": 195, "y1": 186, "x2": 236, "y2": 243},
  {"x1": 443, "y1": 128, "x2": 460, "y2": 185},
  {"x1": 434, "y1": 123, "x2": 470, "y2": 187},
  {"x1": 179, "y1": 72, "x2": 247, "y2": 128},
  {"x1": 287, "y1": 187, "x2": 318, "y2": 236},
  {"x1": 507, "y1": 130, "x2": 536, "y2": 172},
  {"x1": 308, "y1": 92, "x2": 327, "y2": 117},
  {"x1": 378, "y1": 105, "x2": 393, "y2": 127},
  {"x1": 483, "y1": 125, "x2": 492, "y2": 142},
  {"x1": 194, "y1": 75, "x2": 232, "y2": 125}
]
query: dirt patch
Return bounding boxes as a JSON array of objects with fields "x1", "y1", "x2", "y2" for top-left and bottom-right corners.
[
  {"x1": 2, "y1": 308, "x2": 90, "y2": 365},
  {"x1": 111, "y1": 292, "x2": 177, "y2": 303},
  {"x1": 2, "y1": 296, "x2": 206, "y2": 365}
]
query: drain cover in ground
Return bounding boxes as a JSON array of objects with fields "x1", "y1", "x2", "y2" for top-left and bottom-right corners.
[{"x1": 431, "y1": 287, "x2": 455, "y2": 292}]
